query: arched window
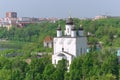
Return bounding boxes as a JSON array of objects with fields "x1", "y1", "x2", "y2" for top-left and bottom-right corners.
[
  {"x1": 62, "y1": 48, "x2": 64, "y2": 51},
  {"x1": 80, "y1": 48, "x2": 82, "y2": 54},
  {"x1": 54, "y1": 60, "x2": 56, "y2": 64},
  {"x1": 67, "y1": 28, "x2": 69, "y2": 33}
]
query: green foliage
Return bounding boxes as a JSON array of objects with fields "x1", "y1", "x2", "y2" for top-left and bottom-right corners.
[
  {"x1": 0, "y1": 17, "x2": 120, "y2": 79},
  {"x1": 0, "y1": 69, "x2": 11, "y2": 80},
  {"x1": 51, "y1": 59, "x2": 67, "y2": 80},
  {"x1": 69, "y1": 51, "x2": 119, "y2": 80},
  {"x1": 0, "y1": 48, "x2": 119, "y2": 80},
  {"x1": 43, "y1": 64, "x2": 55, "y2": 75},
  {"x1": 0, "y1": 22, "x2": 57, "y2": 42}
]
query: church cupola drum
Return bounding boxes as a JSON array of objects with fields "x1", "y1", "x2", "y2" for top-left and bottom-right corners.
[
  {"x1": 65, "y1": 17, "x2": 74, "y2": 36},
  {"x1": 78, "y1": 25, "x2": 84, "y2": 36},
  {"x1": 71, "y1": 26, "x2": 76, "y2": 37},
  {"x1": 57, "y1": 25, "x2": 62, "y2": 37},
  {"x1": 66, "y1": 17, "x2": 74, "y2": 25},
  {"x1": 52, "y1": 17, "x2": 88, "y2": 68}
]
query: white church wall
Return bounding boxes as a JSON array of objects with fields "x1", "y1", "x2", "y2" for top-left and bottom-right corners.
[
  {"x1": 76, "y1": 37, "x2": 87, "y2": 56},
  {"x1": 54, "y1": 37, "x2": 76, "y2": 56},
  {"x1": 54, "y1": 38, "x2": 63, "y2": 54},
  {"x1": 63, "y1": 38, "x2": 76, "y2": 56}
]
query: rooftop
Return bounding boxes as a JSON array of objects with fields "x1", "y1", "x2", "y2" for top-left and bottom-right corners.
[{"x1": 44, "y1": 36, "x2": 53, "y2": 42}]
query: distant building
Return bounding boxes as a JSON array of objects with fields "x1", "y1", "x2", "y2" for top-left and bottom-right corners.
[
  {"x1": 0, "y1": 17, "x2": 17, "y2": 30},
  {"x1": 6, "y1": 12, "x2": 17, "y2": 18},
  {"x1": 44, "y1": 36, "x2": 53, "y2": 48},
  {"x1": 0, "y1": 12, "x2": 58, "y2": 29},
  {"x1": 18, "y1": 17, "x2": 32, "y2": 22},
  {"x1": 94, "y1": 15, "x2": 111, "y2": 20},
  {"x1": 0, "y1": 12, "x2": 18, "y2": 30}
]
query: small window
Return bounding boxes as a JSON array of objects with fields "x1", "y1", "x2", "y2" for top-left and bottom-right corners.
[
  {"x1": 80, "y1": 48, "x2": 82, "y2": 54},
  {"x1": 84, "y1": 48, "x2": 86, "y2": 53},
  {"x1": 67, "y1": 28, "x2": 69, "y2": 33},
  {"x1": 62, "y1": 48, "x2": 64, "y2": 51},
  {"x1": 54, "y1": 60, "x2": 56, "y2": 64},
  {"x1": 67, "y1": 61, "x2": 69, "y2": 67},
  {"x1": 47, "y1": 42, "x2": 49, "y2": 47}
]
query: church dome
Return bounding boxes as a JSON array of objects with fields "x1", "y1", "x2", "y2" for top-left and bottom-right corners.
[
  {"x1": 79, "y1": 25, "x2": 83, "y2": 30},
  {"x1": 66, "y1": 17, "x2": 74, "y2": 25},
  {"x1": 71, "y1": 26, "x2": 76, "y2": 31},
  {"x1": 57, "y1": 25, "x2": 61, "y2": 30}
]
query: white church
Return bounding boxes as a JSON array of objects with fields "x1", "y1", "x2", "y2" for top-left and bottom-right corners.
[{"x1": 52, "y1": 17, "x2": 87, "y2": 67}]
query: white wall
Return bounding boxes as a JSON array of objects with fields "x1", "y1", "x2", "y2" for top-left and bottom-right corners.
[
  {"x1": 76, "y1": 37, "x2": 87, "y2": 56},
  {"x1": 54, "y1": 37, "x2": 76, "y2": 56}
]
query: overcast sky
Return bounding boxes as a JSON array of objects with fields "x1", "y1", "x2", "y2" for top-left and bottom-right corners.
[{"x1": 0, "y1": 0, "x2": 120, "y2": 18}]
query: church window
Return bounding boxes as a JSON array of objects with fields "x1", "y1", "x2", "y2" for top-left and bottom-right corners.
[
  {"x1": 67, "y1": 61, "x2": 69, "y2": 67},
  {"x1": 67, "y1": 28, "x2": 69, "y2": 33},
  {"x1": 54, "y1": 60, "x2": 56, "y2": 64},
  {"x1": 47, "y1": 42, "x2": 49, "y2": 47},
  {"x1": 62, "y1": 48, "x2": 64, "y2": 51},
  {"x1": 80, "y1": 48, "x2": 82, "y2": 54},
  {"x1": 84, "y1": 48, "x2": 86, "y2": 53}
]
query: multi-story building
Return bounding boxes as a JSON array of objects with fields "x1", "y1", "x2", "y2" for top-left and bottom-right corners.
[{"x1": 6, "y1": 12, "x2": 17, "y2": 18}]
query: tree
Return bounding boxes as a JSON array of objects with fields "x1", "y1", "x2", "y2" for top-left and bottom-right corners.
[{"x1": 51, "y1": 59, "x2": 67, "y2": 80}]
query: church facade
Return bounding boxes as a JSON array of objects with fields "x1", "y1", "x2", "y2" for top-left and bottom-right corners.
[{"x1": 52, "y1": 17, "x2": 87, "y2": 67}]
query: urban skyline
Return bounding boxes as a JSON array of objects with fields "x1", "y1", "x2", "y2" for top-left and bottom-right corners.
[{"x1": 0, "y1": 0, "x2": 120, "y2": 18}]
